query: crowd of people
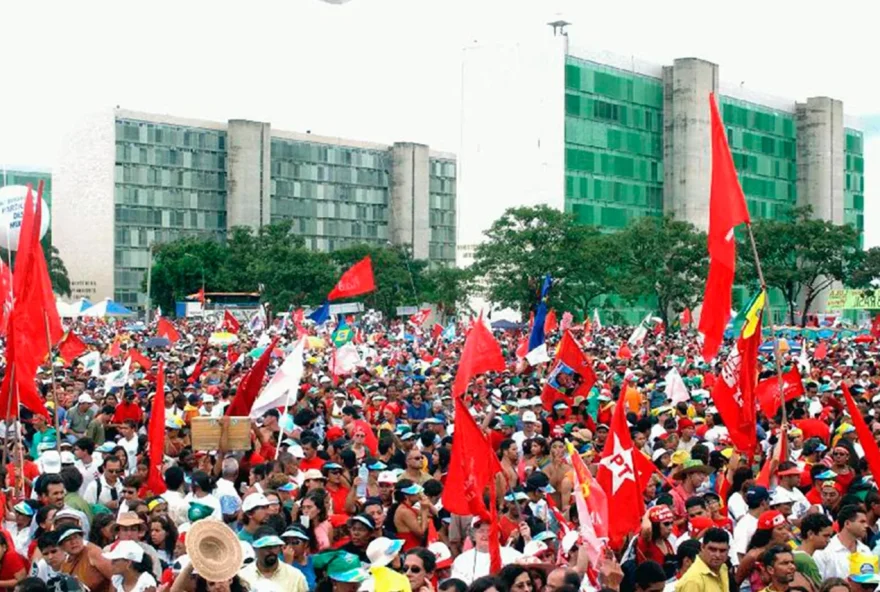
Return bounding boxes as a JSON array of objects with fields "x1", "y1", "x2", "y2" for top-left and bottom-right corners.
[{"x1": 0, "y1": 311, "x2": 878, "y2": 592}]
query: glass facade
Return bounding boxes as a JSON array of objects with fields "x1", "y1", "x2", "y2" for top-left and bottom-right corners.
[
  {"x1": 428, "y1": 158, "x2": 456, "y2": 264},
  {"x1": 719, "y1": 97, "x2": 797, "y2": 221},
  {"x1": 845, "y1": 128, "x2": 865, "y2": 247},
  {"x1": 114, "y1": 118, "x2": 228, "y2": 306},
  {"x1": 269, "y1": 139, "x2": 391, "y2": 252},
  {"x1": 564, "y1": 56, "x2": 664, "y2": 230},
  {"x1": 0, "y1": 169, "x2": 53, "y2": 247}
]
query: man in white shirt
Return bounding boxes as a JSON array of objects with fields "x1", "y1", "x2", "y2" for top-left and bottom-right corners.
[
  {"x1": 213, "y1": 457, "x2": 242, "y2": 504},
  {"x1": 776, "y1": 461, "x2": 812, "y2": 520},
  {"x1": 198, "y1": 394, "x2": 223, "y2": 418},
  {"x1": 451, "y1": 517, "x2": 522, "y2": 584},
  {"x1": 814, "y1": 505, "x2": 871, "y2": 579},
  {"x1": 117, "y1": 421, "x2": 139, "y2": 474},
  {"x1": 512, "y1": 411, "x2": 541, "y2": 451},
  {"x1": 82, "y1": 457, "x2": 124, "y2": 510},
  {"x1": 72, "y1": 438, "x2": 101, "y2": 496},
  {"x1": 732, "y1": 486, "x2": 770, "y2": 562}
]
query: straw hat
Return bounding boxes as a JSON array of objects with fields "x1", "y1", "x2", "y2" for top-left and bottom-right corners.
[{"x1": 186, "y1": 520, "x2": 243, "y2": 582}]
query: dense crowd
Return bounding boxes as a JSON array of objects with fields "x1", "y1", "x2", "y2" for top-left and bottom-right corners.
[{"x1": 0, "y1": 312, "x2": 878, "y2": 592}]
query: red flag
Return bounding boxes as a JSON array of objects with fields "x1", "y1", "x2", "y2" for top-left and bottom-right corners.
[
  {"x1": 57, "y1": 332, "x2": 87, "y2": 364},
  {"x1": 226, "y1": 337, "x2": 279, "y2": 416},
  {"x1": 872, "y1": 315, "x2": 880, "y2": 339},
  {"x1": 452, "y1": 318, "x2": 506, "y2": 398},
  {"x1": 713, "y1": 312, "x2": 761, "y2": 454},
  {"x1": 681, "y1": 308, "x2": 692, "y2": 328},
  {"x1": 146, "y1": 361, "x2": 167, "y2": 495},
  {"x1": 756, "y1": 430, "x2": 788, "y2": 489},
  {"x1": 328, "y1": 256, "x2": 376, "y2": 301},
  {"x1": 541, "y1": 331, "x2": 597, "y2": 411},
  {"x1": 431, "y1": 323, "x2": 443, "y2": 340},
  {"x1": 0, "y1": 259, "x2": 11, "y2": 336},
  {"x1": 842, "y1": 383, "x2": 880, "y2": 485},
  {"x1": 222, "y1": 310, "x2": 241, "y2": 333},
  {"x1": 156, "y1": 317, "x2": 181, "y2": 343},
  {"x1": 544, "y1": 309, "x2": 558, "y2": 335},
  {"x1": 567, "y1": 441, "x2": 608, "y2": 565},
  {"x1": 409, "y1": 308, "x2": 431, "y2": 327},
  {"x1": 187, "y1": 349, "x2": 206, "y2": 384},
  {"x1": 33, "y1": 194, "x2": 63, "y2": 347},
  {"x1": 127, "y1": 349, "x2": 153, "y2": 371},
  {"x1": 515, "y1": 335, "x2": 529, "y2": 360},
  {"x1": 616, "y1": 343, "x2": 632, "y2": 360},
  {"x1": 187, "y1": 287, "x2": 205, "y2": 303},
  {"x1": 597, "y1": 391, "x2": 645, "y2": 548},
  {"x1": 813, "y1": 341, "x2": 828, "y2": 361},
  {"x1": 756, "y1": 367, "x2": 805, "y2": 418},
  {"x1": 653, "y1": 321, "x2": 665, "y2": 336},
  {"x1": 699, "y1": 93, "x2": 751, "y2": 360}
]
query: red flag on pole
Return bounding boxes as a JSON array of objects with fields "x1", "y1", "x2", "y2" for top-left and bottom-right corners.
[
  {"x1": 187, "y1": 288, "x2": 205, "y2": 304},
  {"x1": 0, "y1": 259, "x2": 11, "y2": 336},
  {"x1": 756, "y1": 366, "x2": 805, "y2": 418},
  {"x1": 146, "y1": 361, "x2": 167, "y2": 495},
  {"x1": 813, "y1": 341, "x2": 828, "y2": 361},
  {"x1": 226, "y1": 337, "x2": 279, "y2": 416},
  {"x1": 842, "y1": 383, "x2": 880, "y2": 485},
  {"x1": 58, "y1": 332, "x2": 88, "y2": 364},
  {"x1": 328, "y1": 256, "x2": 376, "y2": 301},
  {"x1": 156, "y1": 317, "x2": 181, "y2": 343},
  {"x1": 597, "y1": 396, "x2": 645, "y2": 549},
  {"x1": 409, "y1": 308, "x2": 431, "y2": 327},
  {"x1": 33, "y1": 187, "x2": 63, "y2": 348},
  {"x1": 713, "y1": 311, "x2": 762, "y2": 455},
  {"x1": 452, "y1": 318, "x2": 506, "y2": 398},
  {"x1": 540, "y1": 331, "x2": 597, "y2": 411},
  {"x1": 756, "y1": 430, "x2": 788, "y2": 489},
  {"x1": 127, "y1": 349, "x2": 153, "y2": 371},
  {"x1": 681, "y1": 308, "x2": 692, "y2": 328},
  {"x1": 543, "y1": 309, "x2": 558, "y2": 335},
  {"x1": 699, "y1": 93, "x2": 751, "y2": 360},
  {"x1": 108, "y1": 335, "x2": 122, "y2": 358},
  {"x1": 222, "y1": 310, "x2": 241, "y2": 333},
  {"x1": 187, "y1": 349, "x2": 206, "y2": 384}
]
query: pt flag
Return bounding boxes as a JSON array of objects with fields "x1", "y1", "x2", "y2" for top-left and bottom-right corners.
[
  {"x1": 699, "y1": 93, "x2": 751, "y2": 360},
  {"x1": 713, "y1": 291, "x2": 764, "y2": 454},
  {"x1": 328, "y1": 256, "x2": 376, "y2": 300},
  {"x1": 157, "y1": 317, "x2": 181, "y2": 343},
  {"x1": 57, "y1": 331, "x2": 88, "y2": 364},
  {"x1": 756, "y1": 366, "x2": 805, "y2": 418},
  {"x1": 187, "y1": 287, "x2": 206, "y2": 303},
  {"x1": 222, "y1": 310, "x2": 241, "y2": 333},
  {"x1": 452, "y1": 317, "x2": 506, "y2": 398},
  {"x1": 127, "y1": 349, "x2": 153, "y2": 371},
  {"x1": 566, "y1": 442, "x2": 608, "y2": 566},
  {"x1": 226, "y1": 337, "x2": 279, "y2": 417},
  {"x1": 842, "y1": 383, "x2": 880, "y2": 486},
  {"x1": 146, "y1": 361, "x2": 167, "y2": 495},
  {"x1": 540, "y1": 331, "x2": 597, "y2": 411},
  {"x1": 597, "y1": 393, "x2": 645, "y2": 548}
]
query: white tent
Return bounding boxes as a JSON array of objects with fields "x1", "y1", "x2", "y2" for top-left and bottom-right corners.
[
  {"x1": 55, "y1": 298, "x2": 74, "y2": 318},
  {"x1": 80, "y1": 297, "x2": 136, "y2": 318},
  {"x1": 68, "y1": 298, "x2": 93, "y2": 316}
]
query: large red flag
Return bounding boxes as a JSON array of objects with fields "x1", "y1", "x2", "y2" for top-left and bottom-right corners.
[
  {"x1": 842, "y1": 383, "x2": 880, "y2": 484},
  {"x1": 226, "y1": 337, "x2": 279, "y2": 416},
  {"x1": 156, "y1": 317, "x2": 181, "y2": 343},
  {"x1": 146, "y1": 361, "x2": 167, "y2": 495},
  {"x1": 543, "y1": 309, "x2": 558, "y2": 335},
  {"x1": 452, "y1": 318, "x2": 506, "y2": 398},
  {"x1": 813, "y1": 341, "x2": 828, "y2": 361},
  {"x1": 187, "y1": 348, "x2": 206, "y2": 384},
  {"x1": 872, "y1": 315, "x2": 880, "y2": 339},
  {"x1": 713, "y1": 311, "x2": 762, "y2": 455},
  {"x1": 756, "y1": 430, "x2": 788, "y2": 489},
  {"x1": 756, "y1": 366, "x2": 805, "y2": 418},
  {"x1": 597, "y1": 397, "x2": 645, "y2": 549},
  {"x1": 328, "y1": 256, "x2": 376, "y2": 301},
  {"x1": 32, "y1": 193, "x2": 63, "y2": 347},
  {"x1": 541, "y1": 331, "x2": 597, "y2": 411},
  {"x1": 0, "y1": 259, "x2": 11, "y2": 336},
  {"x1": 127, "y1": 349, "x2": 153, "y2": 371},
  {"x1": 222, "y1": 310, "x2": 241, "y2": 333},
  {"x1": 108, "y1": 335, "x2": 122, "y2": 358},
  {"x1": 443, "y1": 397, "x2": 503, "y2": 571},
  {"x1": 58, "y1": 332, "x2": 88, "y2": 364},
  {"x1": 699, "y1": 93, "x2": 751, "y2": 360}
]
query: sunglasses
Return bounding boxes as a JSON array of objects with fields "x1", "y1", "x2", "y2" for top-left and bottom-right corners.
[
  {"x1": 403, "y1": 566, "x2": 423, "y2": 574},
  {"x1": 105, "y1": 469, "x2": 121, "y2": 474},
  {"x1": 328, "y1": 470, "x2": 342, "y2": 475},
  {"x1": 661, "y1": 522, "x2": 673, "y2": 527}
]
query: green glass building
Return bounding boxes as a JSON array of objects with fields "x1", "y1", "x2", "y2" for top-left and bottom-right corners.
[{"x1": 54, "y1": 110, "x2": 455, "y2": 308}]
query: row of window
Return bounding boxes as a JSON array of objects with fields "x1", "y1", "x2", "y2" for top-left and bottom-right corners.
[
  {"x1": 739, "y1": 175, "x2": 795, "y2": 201},
  {"x1": 116, "y1": 164, "x2": 226, "y2": 191},
  {"x1": 116, "y1": 120, "x2": 227, "y2": 152},
  {"x1": 720, "y1": 101, "x2": 796, "y2": 139},
  {"x1": 566, "y1": 148, "x2": 663, "y2": 183},
  {"x1": 429, "y1": 194, "x2": 455, "y2": 212},
  {"x1": 846, "y1": 154, "x2": 865, "y2": 174},
  {"x1": 271, "y1": 141, "x2": 389, "y2": 169},
  {"x1": 730, "y1": 151, "x2": 797, "y2": 182},
  {"x1": 270, "y1": 198, "x2": 388, "y2": 222},
  {"x1": 114, "y1": 186, "x2": 226, "y2": 211},
  {"x1": 566, "y1": 118, "x2": 663, "y2": 158},
  {"x1": 565, "y1": 175, "x2": 664, "y2": 208},
  {"x1": 429, "y1": 160, "x2": 457, "y2": 178},
  {"x1": 846, "y1": 174, "x2": 866, "y2": 193},
  {"x1": 430, "y1": 226, "x2": 455, "y2": 243},
  {"x1": 570, "y1": 203, "x2": 659, "y2": 228},
  {"x1": 429, "y1": 243, "x2": 456, "y2": 261},
  {"x1": 845, "y1": 192, "x2": 865, "y2": 211},
  {"x1": 116, "y1": 144, "x2": 226, "y2": 171},
  {"x1": 727, "y1": 128, "x2": 796, "y2": 159},
  {"x1": 745, "y1": 199, "x2": 793, "y2": 222},
  {"x1": 429, "y1": 177, "x2": 456, "y2": 194},
  {"x1": 566, "y1": 94, "x2": 663, "y2": 134},
  {"x1": 429, "y1": 209, "x2": 455, "y2": 227},
  {"x1": 565, "y1": 62, "x2": 664, "y2": 108},
  {"x1": 846, "y1": 131, "x2": 864, "y2": 155},
  {"x1": 115, "y1": 206, "x2": 227, "y2": 230},
  {"x1": 272, "y1": 180, "x2": 388, "y2": 204},
  {"x1": 271, "y1": 161, "x2": 390, "y2": 187}
]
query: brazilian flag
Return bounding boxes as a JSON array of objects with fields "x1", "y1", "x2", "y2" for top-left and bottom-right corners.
[
  {"x1": 730, "y1": 290, "x2": 766, "y2": 339},
  {"x1": 331, "y1": 319, "x2": 354, "y2": 347}
]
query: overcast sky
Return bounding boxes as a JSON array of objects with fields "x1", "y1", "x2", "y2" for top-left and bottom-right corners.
[{"x1": 1, "y1": 0, "x2": 876, "y2": 245}]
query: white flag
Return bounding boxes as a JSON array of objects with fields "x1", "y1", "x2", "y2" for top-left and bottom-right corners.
[
  {"x1": 525, "y1": 343, "x2": 550, "y2": 366},
  {"x1": 103, "y1": 357, "x2": 131, "y2": 389},
  {"x1": 250, "y1": 338, "x2": 305, "y2": 419},
  {"x1": 798, "y1": 342, "x2": 812, "y2": 375},
  {"x1": 593, "y1": 309, "x2": 602, "y2": 331},
  {"x1": 628, "y1": 313, "x2": 653, "y2": 346},
  {"x1": 665, "y1": 367, "x2": 690, "y2": 405},
  {"x1": 79, "y1": 351, "x2": 102, "y2": 378},
  {"x1": 332, "y1": 342, "x2": 362, "y2": 376}
]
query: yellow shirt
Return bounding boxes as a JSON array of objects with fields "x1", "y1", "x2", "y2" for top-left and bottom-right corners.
[
  {"x1": 241, "y1": 561, "x2": 308, "y2": 592},
  {"x1": 675, "y1": 556, "x2": 729, "y2": 592}
]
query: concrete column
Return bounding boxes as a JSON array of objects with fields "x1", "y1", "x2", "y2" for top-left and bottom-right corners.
[
  {"x1": 389, "y1": 142, "x2": 431, "y2": 260},
  {"x1": 796, "y1": 97, "x2": 845, "y2": 223},
  {"x1": 226, "y1": 119, "x2": 271, "y2": 230},
  {"x1": 663, "y1": 58, "x2": 719, "y2": 231}
]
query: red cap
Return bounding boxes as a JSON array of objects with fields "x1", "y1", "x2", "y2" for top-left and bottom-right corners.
[
  {"x1": 688, "y1": 516, "x2": 715, "y2": 537},
  {"x1": 678, "y1": 418, "x2": 694, "y2": 431},
  {"x1": 757, "y1": 510, "x2": 786, "y2": 530},
  {"x1": 648, "y1": 505, "x2": 674, "y2": 523},
  {"x1": 326, "y1": 426, "x2": 345, "y2": 442}
]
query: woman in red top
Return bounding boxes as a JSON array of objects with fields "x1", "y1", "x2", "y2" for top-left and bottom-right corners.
[
  {"x1": 392, "y1": 480, "x2": 433, "y2": 551},
  {"x1": 0, "y1": 530, "x2": 28, "y2": 592},
  {"x1": 636, "y1": 505, "x2": 676, "y2": 567}
]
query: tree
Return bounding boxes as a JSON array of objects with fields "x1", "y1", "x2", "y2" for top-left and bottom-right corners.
[
  {"x1": 737, "y1": 208, "x2": 861, "y2": 326},
  {"x1": 46, "y1": 244, "x2": 71, "y2": 298},
  {"x1": 420, "y1": 265, "x2": 473, "y2": 319},
  {"x1": 848, "y1": 246, "x2": 880, "y2": 289},
  {"x1": 472, "y1": 205, "x2": 611, "y2": 314},
  {"x1": 610, "y1": 216, "x2": 707, "y2": 327}
]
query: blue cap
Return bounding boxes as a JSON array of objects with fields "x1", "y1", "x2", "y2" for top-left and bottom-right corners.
[
  {"x1": 220, "y1": 495, "x2": 241, "y2": 515},
  {"x1": 816, "y1": 470, "x2": 838, "y2": 480},
  {"x1": 278, "y1": 482, "x2": 297, "y2": 492},
  {"x1": 366, "y1": 460, "x2": 387, "y2": 471},
  {"x1": 399, "y1": 483, "x2": 423, "y2": 496},
  {"x1": 96, "y1": 442, "x2": 116, "y2": 453},
  {"x1": 13, "y1": 502, "x2": 34, "y2": 517},
  {"x1": 252, "y1": 535, "x2": 285, "y2": 549},
  {"x1": 746, "y1": 485, "x2": 770, "y2": 508}
]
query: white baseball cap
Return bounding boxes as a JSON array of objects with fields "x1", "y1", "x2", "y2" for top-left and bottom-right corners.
[
  {"x1": 77, "y1": 394, "x2": 95, "y2": 405},
  {"x1": 377, "y1": 471, "x2": 398, "y2": 485},
  {"x1": 522, "y1": 411, "x2": 539, "y2": 424},
  {"x1": 103, "y1": 540, "x2": 144, "y2": 562},
  {"x1": 40, "y1": 451, "x2": 62, "y2": 475},
  {"x1": 242, "y1": 493, "x2": 272, "y2": 513},
  {"x1": 201, "y1": 394, "x2": 215, "y2": 404}
]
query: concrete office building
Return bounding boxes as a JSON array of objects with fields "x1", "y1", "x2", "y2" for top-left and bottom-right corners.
[
  {"x1": 458, "y1": 28, "x2": 865, "y2": 268},
  {"x1": 54, "y1": 109, "x2": 456, "y2": 308}
]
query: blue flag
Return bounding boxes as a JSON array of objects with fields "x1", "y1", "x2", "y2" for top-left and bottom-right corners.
[
  {"x1": 442, "y1": 322, "x2": 456, "y2": 341},
  {"x1": 528, "y1": 275, "x2": 552, "y2": 353},
  {"x1": 308, "y1": 301, "x2": 331, "y2": 325}
]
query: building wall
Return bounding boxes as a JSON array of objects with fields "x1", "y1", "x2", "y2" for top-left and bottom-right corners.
[
  {"x1": 564, "y1": 56, "x2": 664, "y2": 228},
  {"x1": 227, "y1": 120, "x2": 271, "y2": 230},
  {"x1": 269, "y1": 136, "x2": 392, "y2": 251},
  {"x1": 53, "y1": 110, "x2": 117, "y2": 303},
  {"x1": 113, "y1": 116, "x2": 228, "y2": 307},
  {"x1": 845, "y1": 128, "x2": 865, "y2": 247},
  {"x1": 796, "y1": 97, "x2": 846, "y2": 224},
  {"x1": 389, "y1": 143, "x2": 431, "y2": 260},
  {"x1": 428, "y1": 157, "x2": 456, "y2": 264}
]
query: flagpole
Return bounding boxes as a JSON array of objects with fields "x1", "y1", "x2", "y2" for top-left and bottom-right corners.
[
  {"x1": 44, "y1": 313, "x2": 62, "y2": 453},
  {"x1": 1, "y1": 365, "x2": 12, "y2": 488},
  {"x1": 745, "y1": 224, "x2": 789, "y2": 425}
]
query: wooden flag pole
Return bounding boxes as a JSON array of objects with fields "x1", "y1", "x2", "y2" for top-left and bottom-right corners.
[
  {"x1": 745, "y1": 223, "x2": 790, "y2": 425},
  {"x1": 44, "y1": 313, "x2": 62, "y2": 453},
  {"x1": 1, "y1": 365, "x2": 13, "y2": 474}
]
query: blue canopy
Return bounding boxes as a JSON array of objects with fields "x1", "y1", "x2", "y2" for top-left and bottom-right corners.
[{"x1": 80, "y1": 297, "x2": 136, "y2": 318}]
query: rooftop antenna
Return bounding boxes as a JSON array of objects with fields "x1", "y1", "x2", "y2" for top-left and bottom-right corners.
[{"x1": 547, "y1": 20, "x2": 571, "y2": 36}]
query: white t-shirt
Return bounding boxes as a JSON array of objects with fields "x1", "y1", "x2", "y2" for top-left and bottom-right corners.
[
  {"x1": 30, "y1": 559, "x2": 61, "y2": 582},
  {"x1": 451, "y1": 547, "x2": 523, "y2": 584},
  {"x1": 732, "y1": 513, "x2": 759, "y2": 558},
  {"x1": 727, "y1": 492, "x2": 748, "y2": 522},
  {"x1": 120, "y1": 435, "x2": 139, "y2": 473},
  {"x1": 75, "y1": 458, "x2": 102, "y2": 496},
  {"x1": 111, "y1": 571, "x2": 157, "y2": 592}
]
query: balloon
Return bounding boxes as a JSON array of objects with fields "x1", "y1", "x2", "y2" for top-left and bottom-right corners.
[{"x1": 0, "y1": 185, "x2": 50, "y2": 251}]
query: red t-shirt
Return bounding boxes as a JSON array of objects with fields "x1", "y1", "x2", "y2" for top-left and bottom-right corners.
[
  {"x1": 112, "y1": 401, "x2": 144, "y2": 425},
  {"x1": 327, "y1": 484, "x2": 351, "y2": 516},
  {"x1": 0, "y1": 549, "x2": 28, "y2": 592},
  {"x1": 300, "y1": 456, "x2": 326, "y2": 471}
]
